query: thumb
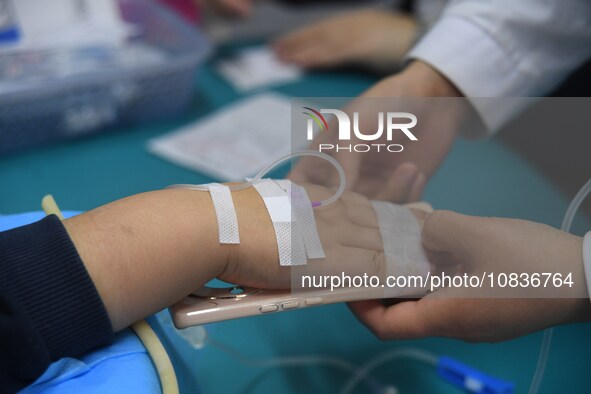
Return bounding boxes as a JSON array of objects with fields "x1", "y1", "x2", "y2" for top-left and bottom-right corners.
[
  {"x1": 288, "y1": 157, "x2": 317, "y2": 184},
  {"x1": 333, "y1": 151, "x2": 361, "y2": 191},
  {"x1": 375, "y1": 162, "x2": 422, "y2": 203},
  {"x1": 421, "y1": 210, "x2": 487, "y2": 258},
  {"x1": 289, "y1": 152, "x2": 349, "y2": 187}
]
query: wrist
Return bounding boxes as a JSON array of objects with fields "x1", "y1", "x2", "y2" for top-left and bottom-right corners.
[
  {"x1": 218, "y1": 186, "x2": 279, "y2": 285},
  {"x1": 397, "y1": 60, "x2": 463, "y2": 97}
]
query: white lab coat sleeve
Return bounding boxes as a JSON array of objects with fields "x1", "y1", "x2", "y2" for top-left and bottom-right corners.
[{"x1": 406, "y1": 0, "x2": 591, "y2": 137}]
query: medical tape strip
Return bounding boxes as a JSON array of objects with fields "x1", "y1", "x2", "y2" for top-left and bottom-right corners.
[
  {"x1": 208, "y1": 183, "x2": 240, "y2": 244},
  {"x1": 276, "y1": 180, "x2": 325, "y2": 259},
  {"x1": 371, "y1": 200, "x2": 431, "y2": 297},
  {"x1": 252, "y1": 179, "x2": 307, "y2": 266}
]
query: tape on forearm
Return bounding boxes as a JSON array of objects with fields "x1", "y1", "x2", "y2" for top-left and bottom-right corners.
[
  {"x1": 371, "y1": 200, "x2": 431, "y2": 297},
  {"x1": 208, "y1": 183, "x2": 240, "y2": 244}
]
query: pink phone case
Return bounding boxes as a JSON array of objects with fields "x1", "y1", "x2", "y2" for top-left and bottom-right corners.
[{"x1": 172, "y1": 285, "x2": 389, "y2": 328}]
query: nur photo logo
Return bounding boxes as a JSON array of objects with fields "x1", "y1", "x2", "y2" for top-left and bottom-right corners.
[{"x1": 302, "y1": 107, "x2": 418, "y2": 153}]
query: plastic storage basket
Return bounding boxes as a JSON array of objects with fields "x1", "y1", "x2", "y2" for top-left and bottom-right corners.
[{"x1": 0, "y1": 0, "x2": 210, "y2": 155}]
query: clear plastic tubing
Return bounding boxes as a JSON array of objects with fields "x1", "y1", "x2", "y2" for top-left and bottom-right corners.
[
  {"x1": 339, "y1": 348, "x2": 438, "y2": 394},
  {"x1": 167, "y1": 150, "x2": 346, "y2": 208},
  {"x1": 529, "y1": 177, "x2": 591, "y2": 394}
]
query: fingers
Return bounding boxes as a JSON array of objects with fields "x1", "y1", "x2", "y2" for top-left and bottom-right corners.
[
  {"x1": 288, "y1": 158, "x2": 319, "y2": 185},
  {"x1": 404, "y1": 202, "x2": 433, "y2": 214},
  {"x1": 338, "y1": 190, "x2": 371, "y2": 206},
  {"x1": 421, "y1": 210, "x2": 486, "y2": 257},
  {"x1": 277, "y1": 43, "x2": 341, "y2": 69},
  {"x1": 290, "y1": 152, "x2": 360, "y2": 190},
  {"x1": 348, "y1": 284, "x2": 460, "y2": 340},
  {"x1": 375, "y1": 162, "x2": 421, "y2": 203},
  {"x1": 274, "y1": 25, "x2": 318, "y2": 58},
  {"x1": 289, "y1": 130, "x2": 349, "y2": 187},
  {"x1": 354, "y1": 177, "x2": 392, "y2": 200},
  {"x1": 274, "y1": 20, "x2": 348, "y2": 68},
  {"x1": 332, "y1": 151, "x2": 361, "y2": 191},
  {"x1": 289, "y1": 153, "x2": 338, "y2": 186},
  {"x1": 408, "y1": 171, "x2": 426, "y2": 202},
  {"x1": 348, "y1": 299, "x2": 431, "y2": 340},
  {"x1": 274, "y1": 28, "x2": 320, "y2": 67}
]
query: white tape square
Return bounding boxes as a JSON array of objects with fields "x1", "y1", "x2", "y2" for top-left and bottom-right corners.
[
  {"x1": 253, "y1": 179, "x2": 307, "y2": 266},
  {"x1": 371, "y1": 201, "x2": 430, "y2": 297},
  {"x1": 290, "y1": 184, "x2": 325, "y2": 259},
  {"x1": 263, "y1": 196, "x2": 292, "y2": 222}
]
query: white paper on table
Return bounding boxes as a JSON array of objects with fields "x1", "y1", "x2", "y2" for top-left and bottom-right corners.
[
  {"x1": 217, "y1": 46, "x2": 303, "y2": 92},
  {"x1": 148, "y1": 93, "x2": 308, "y2": 181}
]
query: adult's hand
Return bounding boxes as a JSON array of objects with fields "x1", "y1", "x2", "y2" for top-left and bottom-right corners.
[
  {"x1": 349, "y1": 210, "x2": 591, "y2": 342},
  {"x1": 273, "y1": 10, "x2": 417, "y2": 72},
  {"x1": 290, "y1": 61, "x2": 468, "y2": 203}
]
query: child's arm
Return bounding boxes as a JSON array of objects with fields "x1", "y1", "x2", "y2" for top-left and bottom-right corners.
[
  {"x1": 0, "y1": 182, "x2": 425, "y2": 391},
  {"x1": 63, "y1": 187, "x2": 277, "y2": 331},
  {"x1": 65, "y1": 184, "x2": 428, "y2": 331}
]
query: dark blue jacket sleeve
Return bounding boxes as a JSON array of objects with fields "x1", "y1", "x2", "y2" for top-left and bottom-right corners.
[{"x1": 0, "y1": 215, "x2": 113, "y2": 393}]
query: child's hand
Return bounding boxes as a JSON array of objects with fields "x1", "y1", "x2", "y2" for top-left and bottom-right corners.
[
  {"x1": 219, "y1": 183, "x2": 428, "y2": 290},
  {"x1": 273, "y1": 10, "x2": 417, "y2": 72}
]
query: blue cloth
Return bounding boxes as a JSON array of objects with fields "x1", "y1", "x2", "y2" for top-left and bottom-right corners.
[
  {"x1": 21, "y1": 331, "x2": 159, "y2": 394},
  {"x1": 0, "y1": 213, "x2": 160, "y2": 394}
]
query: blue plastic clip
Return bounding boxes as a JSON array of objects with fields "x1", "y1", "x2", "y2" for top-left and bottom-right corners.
[
  {"x1": 0, "y1": 27, "x2": 19, "y2": 43},
  {"x1": 437, "y1": 356, "x2": 514, "y2": 394}
]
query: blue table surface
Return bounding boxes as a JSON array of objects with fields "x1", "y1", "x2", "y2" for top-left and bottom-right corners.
[{"x1": 1, "y1": 45, "x2": 590, "y2": 394}]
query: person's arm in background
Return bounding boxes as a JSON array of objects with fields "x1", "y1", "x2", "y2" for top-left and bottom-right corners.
[
  {"x1": 408, "y1": 0, "x2": 591, "y2": 134},
  {"x1": 291, "y1": 0, "x2": 591, "y2": 200},
  {"x1": 290, "y1": 60, "x2": 464, "y2": 201},
  {"x1": 350, "y1": 211, "x2": 591, "y2": 342},
  {"x1": 337, "y1": 0, "x2": 591, "y2": 343},
  {"x1": 273, "y1": 9, "x2": 418, "y2": 73},
  {"x1": 1, "y1": 184, "x2": 416, "y2": 391}
]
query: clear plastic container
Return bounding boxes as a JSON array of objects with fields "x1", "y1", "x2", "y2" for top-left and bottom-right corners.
[{"x1": 0, "y1": 0, "x2": 210, "y2": 154}]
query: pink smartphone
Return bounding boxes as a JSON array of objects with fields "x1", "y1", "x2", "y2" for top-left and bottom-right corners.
[{"x1": 171, "y1": 285, "x2": 387, "y2": 328}]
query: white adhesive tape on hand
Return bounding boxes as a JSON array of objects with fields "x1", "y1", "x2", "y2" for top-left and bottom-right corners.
[
  {"x1": 208, "y1": 183, "x2": 240, "y2": 244},
  {"x1": 277, "y1": 180, "x2": 325, "y2": 259},
  {"x1": 253, "y1": 180, "x2": 307, "y2": 266},
  {"x1": 371, "y1": 201, "x2": 431, "y2": 297}
]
